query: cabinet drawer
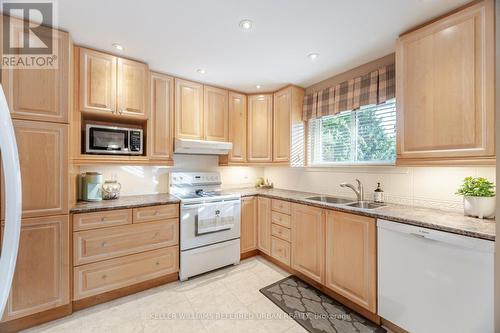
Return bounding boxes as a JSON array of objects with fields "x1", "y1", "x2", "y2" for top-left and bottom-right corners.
[
  {"x1": 271, "y1": 211, "x2": 291, "y2": 228},
  {"x1": 272, "y1": 199, "x2": 291, "y2": 215},
  {"x1": 74, "y1": 219, "x2": 179, "y2": 265},
  {"x1": 133, "y1": 204, "x2": 178, "y2": 223},
  {"x1": 271, "y1": 223, "x2": 291, "y2": 242},
  {"x1": 74, "y1": 246, "x2": 178, "y2": 300},
  {"x1": 271, "y1": 236, "x2": 291, "y2": 266},
  {"x1": 73, "y1": 209, "x2": 132, "y2": 231}
]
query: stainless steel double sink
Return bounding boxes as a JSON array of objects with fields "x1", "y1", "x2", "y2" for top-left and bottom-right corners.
[{"x1": 305, "y1": 195, "x2": 385, "y2": 209}]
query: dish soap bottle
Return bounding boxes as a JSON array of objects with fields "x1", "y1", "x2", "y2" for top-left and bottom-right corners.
[{"x1": 374, "y1": 182, "x2": 384, "y2": 203}]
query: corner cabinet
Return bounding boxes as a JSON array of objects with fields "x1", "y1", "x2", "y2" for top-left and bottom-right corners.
[
  {"x1": 396, "y1": 0, "x2": 494, "y2": 165},
  {"x1": 227, "y1": 92, "x2": 247, "y2": 163},
  {"x1": 247, "y1": 94, "x2": 273, "y2": 162},
  {"x1": 325, "y1": 211, "x2": 376, "y2": 312},
  {"x1": 291, "y1": 203, "x2": 325, "y2": 283},
  {"x1": 240, "y1": 196, "x2": 258, "y2": 253},
  {"x1": 257, "y1": 197, "x2": 271, "y2": 255},
  {"x1": 149, "y1": 72, "x2": 174, "y2": 161},
  {"x1": 78, "y1": 47, "x2": 148, "y2": 119}
]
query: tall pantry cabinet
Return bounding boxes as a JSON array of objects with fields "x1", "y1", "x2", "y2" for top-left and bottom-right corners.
[{"x1": 0, "y1": 16, "x2": 71, "y2": 330}]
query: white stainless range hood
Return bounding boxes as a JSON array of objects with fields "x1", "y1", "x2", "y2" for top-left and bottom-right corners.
[{"x1": 174, "y1": 138, "x2": 233, "y2": 155}]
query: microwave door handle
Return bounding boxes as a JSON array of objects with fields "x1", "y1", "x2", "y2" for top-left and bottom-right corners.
[{"x1": 0, "y1": 84, "x2": 22, "y2": 317}]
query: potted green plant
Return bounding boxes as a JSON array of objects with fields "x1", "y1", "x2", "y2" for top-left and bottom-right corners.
[{"x1": 456, "y1": 177, "x2": 496, "y2": 219}]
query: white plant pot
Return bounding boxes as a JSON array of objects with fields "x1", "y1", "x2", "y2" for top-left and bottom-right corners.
[{"x1": 463, "y1": 196, "x2": 496, "y2": 219}]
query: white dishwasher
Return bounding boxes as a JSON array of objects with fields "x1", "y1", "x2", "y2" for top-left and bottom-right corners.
[{"x1": 377, "y1": 219, "x2": 494, "y2": 333}]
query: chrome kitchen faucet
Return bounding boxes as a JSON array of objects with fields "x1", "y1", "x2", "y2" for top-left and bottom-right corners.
[{"x1": 340, "y1": 179, "x2": 364, "y2": 202}]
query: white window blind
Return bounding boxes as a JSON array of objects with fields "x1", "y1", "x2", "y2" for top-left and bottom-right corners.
[{"x1": 307, "y1": 99, "x2": 396, "y2": 165}]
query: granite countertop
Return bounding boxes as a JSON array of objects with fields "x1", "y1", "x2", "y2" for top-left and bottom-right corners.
[
  {"x1": 70, "y1": 193, "x2": 180, "y2": 214},
  {"x1": 70, "y1": 188, "x2": 496, "y2": 241},
  {"x1": 224, "y1": 187, "x2": 496, "y2": 241}
]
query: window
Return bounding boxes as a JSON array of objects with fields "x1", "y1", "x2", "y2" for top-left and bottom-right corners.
[{"x1": 307, "y1": 99, "x2": 396, "y2": 165}]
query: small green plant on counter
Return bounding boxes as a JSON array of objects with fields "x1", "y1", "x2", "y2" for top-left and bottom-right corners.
[{"x1": 456, "y1": 177, "x2": 495, "y2": 197}]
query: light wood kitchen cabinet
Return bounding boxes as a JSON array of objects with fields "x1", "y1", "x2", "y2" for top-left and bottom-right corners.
[
  {"x1": 3, "y1": 120, "x2": 69, "y2": 219},
  {"x1": 1, "y1": 215, "x2": 69, "y2": 322},
  {"x1": 271, "y1": 237, "x2": 291, "y2": 266},
  {"x1": 149, "y1": 72, "x2": 174, "y2": 161},
  {"x1": 227, "y1": 92, "x2": 247, "y2": 162},
  {"x1": 117, "y1": 58, "x2": 148, "y2": 118},
  {"x1": 175, "y1": 78, "x2": 204, "y2": 140},
  {"x1": 241, "y1": 196, "x2": 258, "y2": 253},
  {"x1": 79, "y1": 48, "x2": 117, "y2": 114},
  {"x1": 204, "y1": 86, "x2": 228, "y2": 141},
  {"x1": 247, "y1": 94, "x2": 273, "y2": 162},
  {"x1": 79, "y1": 48, "x2": 148, "y2": 119},
  {"x1": 273, "y1": 86, "x2": 304, "y2": 163},
  {"x1": 257, "y1": 197, "x2": 272, "y2": 255},
  {"x1": 325, "y1": 211, "x2": 376, "y2": 312},
  {"x1": 396, "y1": 0, "x2": 494, "y2": 164},
  {"x1": 291, "y1": 204, "x2": 325, "y2": 283},
  {"x1": 1, "y1": 26, "x2": 71, "y2": 123}
]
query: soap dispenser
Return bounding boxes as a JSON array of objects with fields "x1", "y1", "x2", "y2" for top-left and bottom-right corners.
[{"x1": 374, "y1": 182, "x2": 384, "y2": 203}]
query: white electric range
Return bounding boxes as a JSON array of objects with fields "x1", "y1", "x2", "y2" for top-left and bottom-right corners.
[{"x1": 170, "y1": 172, "x2": 241, "y2": 281}]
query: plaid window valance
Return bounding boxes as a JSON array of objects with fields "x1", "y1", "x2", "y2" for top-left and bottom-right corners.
[{"x1": 303, "y1": 63, "x2": 395, "y2": 120}]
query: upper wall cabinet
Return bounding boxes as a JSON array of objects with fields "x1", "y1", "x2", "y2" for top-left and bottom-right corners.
[
  {"x1": 273, "y1": 86, "x2": 304, "y2": 163},
  {"x1": 396, "y1": 0, "x2": 494, "y2": 165},
  {"x1": 175, "y1": 78, "x2": 204, "y2": 140},
  {"x1": 1, "y1": 21, "x2": 71, "y2": 124},
  {"x1": 248, "y1": 94, "x2": 273, "y2": 162},
  {"x1": 78, "y1": 47, "x2": 148, "y2": 119},
  {"x1": 204, "y1": 86, "x2": 229, "y2": 141},
  {"x1": 227, "y1": 92, "x2": 247, "y2": 163},
  {"x1": 149, "y1": 72, "x2": 174, "y2": 161}
]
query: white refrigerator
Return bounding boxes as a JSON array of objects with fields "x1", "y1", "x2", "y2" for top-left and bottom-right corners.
[{"x1": 0, "y1": 84, "x2": 22, "y2": 317}]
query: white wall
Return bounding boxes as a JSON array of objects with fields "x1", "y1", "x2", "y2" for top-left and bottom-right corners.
[
  {"x1": 79, "y1": 154, "x2": 264, "y2": 196},
  {"x1": 264, "y1": 165, "x2": 496, "y2": 212}
]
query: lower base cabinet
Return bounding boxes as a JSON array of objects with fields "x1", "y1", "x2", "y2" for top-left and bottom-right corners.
[
  {"x1": 271, "y1": 236, "x2": 291, "y2": 266},
  {"x1": 1, "y1": 215, "x2": 70, "y2": 322},
  {"x1": 290, "y1": 204, "x2": 325, "y2": 283},
  {"x1": 325, "y1": 211, "x2": 377, "y2": 312},
  {"x1": 240, "y1": 196, "x2": 257, "y2": 253},
  {"x1": 257, "y1": 197, "x2": 271, "y2": 255}
]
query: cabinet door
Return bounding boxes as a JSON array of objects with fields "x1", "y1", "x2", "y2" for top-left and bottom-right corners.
[
  {"x1": 273, "y1": 88, "x2": 291, "y2": 162},
  {"x1": 1, "y1": 215, "x2": 69, "y2": 322},
  {"x1": 241, "y1": 196, "x2": 257, "y2": 253},
  {"x1": 117, "y1": 58, "x2": 148, "y2": 119},
  {"x1": 1, "y1": 26, "x2": 70, "y2": 123},
  {"x1": 257, "y1": 197, "x2": 271, "y2": 255},
  {"x1": 149, "y1": 72, "x2": 174, "y2": 160},
  {"x1": 248, "y1": 94, "x2": 273, "y2": 162},
  {"x1": 175, "y1": 79, "x2": 204, "y2": 140},
  {"x1": 325, "y1": 211, "x2": 376, "y2": 312},
  {"x1": 396, "y1": 0, "x2": 494, "y2": 162},
  {"x1": 291, "y1": 204, "x2": 324, "y2": 283},
  {"x1": 5, "y1": 121, "x2": 68, "y2": 218},
  {"x1": 79, "y1": 48, "x2": 117, "y2": 114},
  {"x1": 228, "y1": 92, "x2": 247, "y2": 162},
  {"x1": 204, "y1": 86, "x2": 228, "y2": 141}
]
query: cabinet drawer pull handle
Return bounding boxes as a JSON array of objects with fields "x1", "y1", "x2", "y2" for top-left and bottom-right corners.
[
  {"x1": 101, "y1": 217, "x2": 106, "y2": 222},
  {"x1": 102, "y1": 274, "x2": 107, "y2": 279},
  {"x1": 154, "y1": 210, "x2": 159, "y2": 215},
  {"x1": 155, "y1": 261, "x2": 160, "y2": 266},
  {"x1": 101, "y1": 241, "x2": 107, "y2": 247}
]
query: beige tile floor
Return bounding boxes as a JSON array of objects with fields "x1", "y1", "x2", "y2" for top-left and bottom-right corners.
[{"x1": 22, "y1": 256, "x2": 308, "y2": 333}]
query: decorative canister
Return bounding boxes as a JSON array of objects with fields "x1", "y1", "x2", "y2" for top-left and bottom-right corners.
[{"x1": 101, "y1": 180, "x2": 122, "y2": 200}]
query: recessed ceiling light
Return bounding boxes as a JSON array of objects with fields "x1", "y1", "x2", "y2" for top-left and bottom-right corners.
[
  {"x1": 308, "y1": 53, "x2": 319, "y2": 60},
  {"x1": 255, "y1": 85, "x2": 261, "y2": 89},
  {"x1": 112, "y1": 43, "x2": 124, "y2": 51},
  {"x1": 197, "y1": 68, "x2": 206, "y2": 74},
  {"x1": 239, "y1": 19, "x2": 253, "y2": 31}
]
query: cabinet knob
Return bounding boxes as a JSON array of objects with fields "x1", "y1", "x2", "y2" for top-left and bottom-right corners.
[
  {"x1": 101, "y1": 241, "x2": 107, "y2": 247},
  {"x1": 102, "y1": 274, "x2": 107, "y2": 279},
  {"x1": 155, "y1": 261, "x2": 160, "y2": 266},
  {"x1": 101, "y1": 217, "x2": 105, "y2": 222},
  {"x1": 154, "y1": 232, "x2": 160, "y2": 238},
  {"x1": 153, "y1": 210, "x2": 159, "y2": 215}
]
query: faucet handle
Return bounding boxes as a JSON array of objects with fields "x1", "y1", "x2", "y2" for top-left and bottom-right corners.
[{"x1": 355, "y1": 179, "x2": 362, "y2": 188}]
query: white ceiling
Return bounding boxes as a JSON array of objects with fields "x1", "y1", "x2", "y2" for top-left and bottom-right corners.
[{"x1": 55, "y1": 0, "x2": 469, "y2": 93}]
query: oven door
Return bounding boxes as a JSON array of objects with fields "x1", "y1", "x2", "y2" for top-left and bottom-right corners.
[
  {"x1": 180, "y1": 199, "x2": 241, "y2": 251},
  {"x1": 86, "y1": 125, "x2": 130, "y2": 154}
]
